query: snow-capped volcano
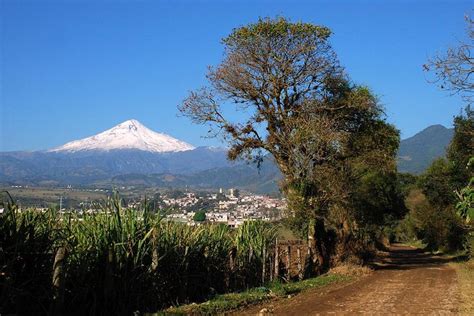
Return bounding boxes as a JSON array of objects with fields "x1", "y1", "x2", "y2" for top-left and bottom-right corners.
[{"x1": 50, "y1": 119, "x2": 195, "y2": 153}]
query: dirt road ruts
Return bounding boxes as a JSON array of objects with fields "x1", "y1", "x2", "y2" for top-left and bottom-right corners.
[{"x1": 240, "y1": 244, "x2": 460, "y2": 315}]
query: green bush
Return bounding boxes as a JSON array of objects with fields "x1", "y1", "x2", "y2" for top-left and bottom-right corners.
[
  {"x1": 193, "y1": 210, "x2": 206, "y2": 222},
  {"x1": 396, "y1": 189, "x2": 467, "y2": 252}
]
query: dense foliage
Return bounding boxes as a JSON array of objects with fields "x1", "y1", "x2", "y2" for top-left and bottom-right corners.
[
  {"x1": 396, "y1": 107, "x2": 473, "y2": 253},
  {"x1": 398, "y1": 189, "x2": 465, "y2": 251},
  {"x1": 456, "y1": 158, "x2": 474, "y2": 223},
  {"x1": 447, "y1": 106, "x2": 474, "y2": 189}
]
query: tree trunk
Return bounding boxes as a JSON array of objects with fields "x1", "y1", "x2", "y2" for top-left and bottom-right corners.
[{"x1": 309, "y1": 217, "x2": 329, "y2": 274}]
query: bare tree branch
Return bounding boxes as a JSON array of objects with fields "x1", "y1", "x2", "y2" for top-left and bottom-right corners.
[{"x1": 425, "y1": 15, "x2": 474, "y2": 104}]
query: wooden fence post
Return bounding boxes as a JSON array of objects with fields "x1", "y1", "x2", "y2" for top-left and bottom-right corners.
[
  {"x1": 297, "y1": 245, "x2": 303, "y2": 281},
  {"x1": 179, "y1": 246, "x2": 189, "y2": 303},
  {"x1": 274, "y1": 238, "x2": 279, "y2": 280},
  {"x1": 286, "y1": 244, "x2": 291, "y2": 282},
  {"x1": 226, "y1": 247, "x2": 236, "y2": 291},
  {"x1": 262, "y1": 245, "x2": 266, "y2": 285},
  {"x1": 50, "y1": 245, "x2": 67, "y2": 315},
  {"x1": 104, "y1": 247, "x2": 115, "y2": 312},
  {"x1": 230, "y1": 247, "x2": 236, "y2": 272},
  {"x1": 204, "y1": 245, "x2": 210, "y2": 291},
  {"x1": 151, "y1": 228, "x2": 159, "y2": 272},
  {"x1": 269, "y1": 249, "x2": 273, "y2": 282}
]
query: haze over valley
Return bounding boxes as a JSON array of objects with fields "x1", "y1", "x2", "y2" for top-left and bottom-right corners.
[{"x1": 0, "y1": 119, "x2": 454, "y2": 193}]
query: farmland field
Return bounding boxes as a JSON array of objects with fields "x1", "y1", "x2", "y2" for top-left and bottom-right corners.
[{"x1": 0, "y1": 186, "x2": 108, "y2": 208}]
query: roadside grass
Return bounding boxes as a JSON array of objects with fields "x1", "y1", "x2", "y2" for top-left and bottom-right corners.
[
  {"x1": 276, "y1": 225, "x2": 298, "y2": 240},
  {"x1": 414, "y1": 237, "x2": 474, "y2": 314},
  {"x1": 451, "y1": 259, "x2": 474, "y2": 315},
  {"x1": 402, "y1": 239, "x2": 427, "y2": 250},
  {"x1": 158, "y1": 273, "x2": 352, "y2": 315},
  {"x1": 329, "y1": 263, "x2": 373, "y2": 277},
  {"x1": 448, "y1": 234, "x2": 474, "y2": 314}
]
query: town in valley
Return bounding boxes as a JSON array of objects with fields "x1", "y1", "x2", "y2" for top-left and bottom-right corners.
[{"x1": 1, "y1": 185, "x2": 286, "y2": 227}]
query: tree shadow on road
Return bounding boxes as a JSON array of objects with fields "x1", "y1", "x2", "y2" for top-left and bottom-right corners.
[{"x1": 369, "y1": 244, "x2": 469, "y2": 271}]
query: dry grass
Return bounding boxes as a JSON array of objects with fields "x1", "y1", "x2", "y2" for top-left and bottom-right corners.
[
  {"x1": 451, "y1": 260, "x2": 474, "y2": 315},
  {"x1": 1, "y1": 186, "x2": 107, "y2": 207},
  {"x1": 329, "y1": 263, "x2": 373, "y2": 277},
  {"x1": 404, "y1": 189, "x2": 428, "y2": 211}
]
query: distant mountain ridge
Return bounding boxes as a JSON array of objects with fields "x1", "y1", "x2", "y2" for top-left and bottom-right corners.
[
  {"x1": 106, "y1": 157, "x2": 281, "y2": 195},
  {"x1": 0, "y1": 147, "x2": 232, "y2": 184},
  {"x1": 0, "y1": 123, "x2": 454, "y2": 193},
  {"x1": 397, "y1": 124, "x2": 454, "y2": 174}
]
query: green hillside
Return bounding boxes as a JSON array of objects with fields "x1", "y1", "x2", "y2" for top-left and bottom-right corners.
[{"x1": 397, "y1": 125, "x2": 454, "y2": 174}]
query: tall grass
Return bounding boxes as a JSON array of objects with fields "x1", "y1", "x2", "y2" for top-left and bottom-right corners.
[
  {"x1": 0, "y1": 192, "x2": 59, "y2": 314},
  {"x1": 0, "y1": 192, "x2": 278, "y2": 315}
]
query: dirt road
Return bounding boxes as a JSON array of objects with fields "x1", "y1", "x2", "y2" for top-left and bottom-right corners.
[{"x1": 241, "y1": 244, "x2": 460, "y2": 315}]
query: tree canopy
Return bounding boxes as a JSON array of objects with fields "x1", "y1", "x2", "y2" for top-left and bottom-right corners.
[
  {"x1": 179, "y1": 17, "x2": 395, "y2": 193},
  {"x1": 179, "y1": 17, "x2": 342, "y2": 168},
  {"x1": 447, "y1": 106, "x2": 474, "y2": 189},
  {"x1": 179, "y1": 17, "x2": 403, "y2": 268}
]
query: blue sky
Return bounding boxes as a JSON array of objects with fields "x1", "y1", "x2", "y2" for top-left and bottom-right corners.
[{"x1": 1, "y1": 0, "x2": 472, "y2": 151}]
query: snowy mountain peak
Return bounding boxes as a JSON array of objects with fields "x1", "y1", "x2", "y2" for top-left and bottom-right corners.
[
  {"x1": 50, "y1": 119, "x2": 195, "y2": 153},
  {"x1": 116, "y1": 119, "x2": 147, "y2": 130}
]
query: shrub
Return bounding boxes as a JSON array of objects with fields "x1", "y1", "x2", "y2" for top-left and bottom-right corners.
[
  {"x1": 193, "y1": 210, "x2": 206, "y2": 222},
  {"x1": 396, "y1": 189, "x2": 467, "y2": 252}
]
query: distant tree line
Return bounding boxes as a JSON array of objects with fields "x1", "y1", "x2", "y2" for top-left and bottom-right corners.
[
  {"x1": 396, "y1": 107, "x2": 473, "y2": 252},
  {"x1": 397, "y1": 14, "x2": 474, "y2": 254}
]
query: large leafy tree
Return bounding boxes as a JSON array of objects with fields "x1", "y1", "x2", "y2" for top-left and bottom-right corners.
[
  {"x1": 179, "y1": 17, "x2": 397, "y2": 267},
  {"x1": 180, "y1": 18, "x2": 343, "y2": 172},
  {"x1": 419, "y1": 158, "x2": 456, "y2": 207},
  {"x1": 447, "y1": 106, "x2": 474, "y2": 189}
]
